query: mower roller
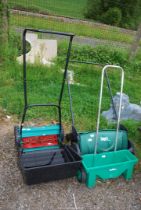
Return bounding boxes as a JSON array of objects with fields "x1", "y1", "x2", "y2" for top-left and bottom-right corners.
[
  {"x1": 14, "y1": 28, "x2": 81, "y2": 185},
  {"x1": 77, "y1": 65, "x2": 138, "y2": 188}
]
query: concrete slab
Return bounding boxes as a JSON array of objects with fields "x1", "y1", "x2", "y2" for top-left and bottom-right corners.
[{"x1": 17, "y1": 32, "x2": 57, "y2": 66}]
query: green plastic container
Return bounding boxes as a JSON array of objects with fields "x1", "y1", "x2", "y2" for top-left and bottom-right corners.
[
  {"x1": 81, "y1": 150, "x2": 138, "y2": 188},
  {"x1": 79, "y1": 130, "x2": 128, "y2": 155}
]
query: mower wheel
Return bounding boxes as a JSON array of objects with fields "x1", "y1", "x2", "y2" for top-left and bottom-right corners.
[
  {"x1": 128, "y1": 140, "x2": 135, "y2": 154},
  {"x1": 14, "y1": 126, "x2": 20, "y2": 146}
]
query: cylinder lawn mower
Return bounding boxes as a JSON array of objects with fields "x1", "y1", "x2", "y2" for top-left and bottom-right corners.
[
  {"x1": 14, "y1": 28, "x2": 81, "y2": 185},
  {"x1": 76, "y1": 65, "x2": 138, "y2": 188}
]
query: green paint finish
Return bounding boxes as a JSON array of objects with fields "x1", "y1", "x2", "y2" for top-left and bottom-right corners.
[
  {"x1": 79, "y1": 130, "x2": 128, "y2": 154},
  {"x1": 22, "y1": 124, "x2": 61, "y2": 138},
  {"x1": 82, "y1": 150, "x2": 138, "y2": 188}
]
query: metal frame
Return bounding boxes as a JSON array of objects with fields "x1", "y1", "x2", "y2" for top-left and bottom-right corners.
[
  {"x1": 20, "y1": 28, "x2": 74, "y2": 136},
  {"x1": 70, "y1": 60, "x2": 118, "y2": 120},
  {"x1": 67, "y1": 60, "x2": 120, "y2": 136},
  {"x1": 95, "y1": 65, "x2": 124, "y2": 154}
]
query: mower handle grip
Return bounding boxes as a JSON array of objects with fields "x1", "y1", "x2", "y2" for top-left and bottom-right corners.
[
  {"x1": 23, "y1": 28, "x2": 75, "y2": 38},
  {"x1": 95, "y1": 65, "x2": 124, "y2": 154}
]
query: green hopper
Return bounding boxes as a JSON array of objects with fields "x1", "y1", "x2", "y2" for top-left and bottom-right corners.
[{"x1": 77, "y1": 65, "x2": 138, "y2": 188}]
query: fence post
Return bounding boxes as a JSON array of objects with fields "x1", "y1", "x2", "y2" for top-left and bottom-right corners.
[
  {"x1": 0, "y1": 0, "x2": 9, "y2": 64},
  {"x1": 129, "y1": 23, "x2": 141, "y2": 60}
]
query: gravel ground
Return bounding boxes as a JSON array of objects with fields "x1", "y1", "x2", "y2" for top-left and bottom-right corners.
[{"x1": 0, "y1": 118, "x2": 141, "y2": 210}]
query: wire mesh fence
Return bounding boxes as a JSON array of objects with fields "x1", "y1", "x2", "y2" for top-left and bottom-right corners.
[
  {"x1": 9, "y1": 0, "x2": 138, "y2": 50},
  {"x1": 1, "y1": 0, "x2": 140, "y2": 131}
]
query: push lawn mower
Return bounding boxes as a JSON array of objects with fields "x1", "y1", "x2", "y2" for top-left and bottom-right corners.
[{"x1": 14, "y1": 28, "x2": 81, "y2": 185}]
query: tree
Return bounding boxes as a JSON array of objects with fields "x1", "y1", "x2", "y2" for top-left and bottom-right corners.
[
  {"x1": 85, "y1": 0, "x2": 101, "y2": 20},
  {"x1": 85, "y1": 0, "x2": 141, "y2": 29},
  {"x1": 101, "y1": 7, "x2": 122, "y2": 26},
  {"x1": 0, "y1": 0, "x2": 9, "y2": 63}
]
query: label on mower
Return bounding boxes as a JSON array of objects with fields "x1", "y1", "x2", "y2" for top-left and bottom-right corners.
[
  {"x1": 109, "y1": 168, "x2": 117, "y2": 172},
  {"x1": 100, "y1": 137, "x2": 110, "y2": 142}
]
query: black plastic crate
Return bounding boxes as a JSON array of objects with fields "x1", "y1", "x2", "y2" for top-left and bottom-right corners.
[{"x1": 19, "y1": 145, "x2": 82, "y2": 185}]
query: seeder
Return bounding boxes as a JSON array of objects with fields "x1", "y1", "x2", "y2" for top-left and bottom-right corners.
[{"x1": 77, "y1": 65, "x2": 138, "y2": 188}]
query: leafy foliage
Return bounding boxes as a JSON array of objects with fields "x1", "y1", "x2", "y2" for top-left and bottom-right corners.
[
  {"x1": 101, "y1": 7, "x2": 122, "y2": 26},
  {"x1": 58, "y1": 43, "x2": 129, "y2": 67},
  {"x1": 85, "y1": 0, "x2": 141, "y2": 29}
]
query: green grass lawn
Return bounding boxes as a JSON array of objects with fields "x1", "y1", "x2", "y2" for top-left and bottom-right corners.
[
  {"x1": 1, "y1": 38, "x2": 141, "y2": 158},
  {"x1": 11, "y1": 14, "x2": 134, "y2": 44},
  {"x1": 9, "y1": 0, "x2": 87, "y2": 19},
  {"x1": 1, "y1": 61, "x2": 141, "y2": 158}
]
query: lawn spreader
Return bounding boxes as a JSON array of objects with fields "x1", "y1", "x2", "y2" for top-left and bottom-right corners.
[
  {"x1": 14, "y1": 28, "x2": 81, "y2": 185},
  {"x1": 67, "y1": 60, "x2": 135, "y2": 155},
  {"x1": 76, "y1": 65, "x2": 138, "y2": 188}
]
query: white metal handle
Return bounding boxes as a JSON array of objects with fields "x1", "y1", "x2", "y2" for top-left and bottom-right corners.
[{"x1": 94, "y1": 65, "x2": 124, "y2": 154}]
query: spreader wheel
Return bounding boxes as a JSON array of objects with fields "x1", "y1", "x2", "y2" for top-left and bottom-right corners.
[
  {"x1": 77, "y1": 168, "x2": 86, "y2": 183},
  {"x1": 128, "y1": 140, "x2": 135, "y2": 154}
]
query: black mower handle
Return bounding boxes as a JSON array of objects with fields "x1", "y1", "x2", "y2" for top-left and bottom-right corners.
[
  {"x1": 20, "y1": 28, "x2": 74, "y2": 136},
  {"x1": 23, "y1": 28, "x2": 75, "y2": 37}
]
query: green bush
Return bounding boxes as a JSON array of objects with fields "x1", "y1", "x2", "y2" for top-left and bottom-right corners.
[
  {"x1": 58, "y1": 42, "x2": 141, "y2": 73},
  {"x1": 101, "y1": 7, "x2": 122, "y2": 26},
  {"x1": 84, "y1": 0, "x2": 101, "y2": 20},
  {"x1": 58, "y1": 43, "x2": 128, "y2": 67},
  {"x1": 85, "y1": 0, "x2": 141, "y2": 29}
]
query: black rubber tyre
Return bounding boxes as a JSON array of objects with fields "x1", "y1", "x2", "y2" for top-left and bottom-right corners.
[
  {"x1": 14, "y1": 126, "x2": 20, "y2": 146},
  {"x1": 128, "y1": 140, "x2": 135, "y2": 154}
]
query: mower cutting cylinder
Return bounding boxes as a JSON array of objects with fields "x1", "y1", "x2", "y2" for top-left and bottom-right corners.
[
  {"x1": 22, "y1": 135, "x2": 58, "y2": 149},
  {"x1": 79, "y1": 130, "x2": 128, "y2": 155},
  {"x1": 15, "y1": 124, "x2": 63, "y2": 152}
]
